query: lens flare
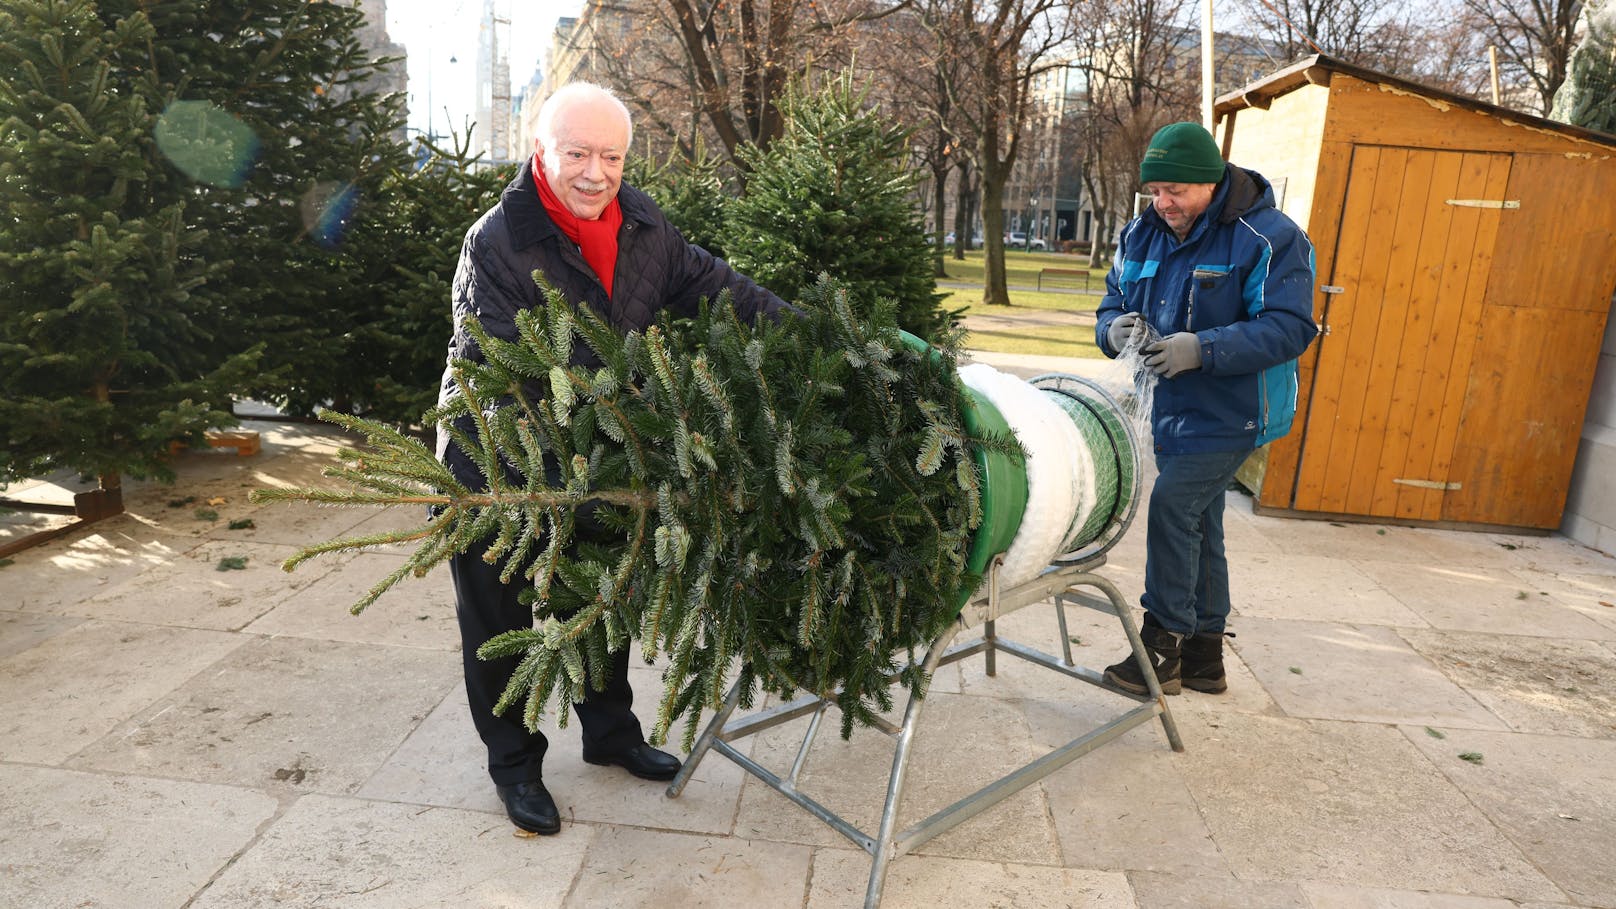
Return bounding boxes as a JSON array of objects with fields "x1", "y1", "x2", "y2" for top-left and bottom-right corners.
[
  {"x1": 299, "y1": 181, "x2": 360, "y2": 249},
  {"x1": 153, "y1": 100, "x2": 259, "y2": 188}
]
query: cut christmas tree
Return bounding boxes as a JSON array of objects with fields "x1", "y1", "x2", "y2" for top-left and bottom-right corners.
[{"x1": 254, "y1": 277, "x2": 1141, "y2": 746}]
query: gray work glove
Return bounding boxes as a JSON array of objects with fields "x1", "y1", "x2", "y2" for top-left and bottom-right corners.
[
  {"x1": 1107, "y1": 312, "x2": 1149, "y2": 354},
  {"x1": 1143, "y1": 332, "x2": 1202, "y2": 378}
]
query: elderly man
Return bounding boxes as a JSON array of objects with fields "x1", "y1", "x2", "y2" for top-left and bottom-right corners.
[
  {"x1": 1094, "y1": 122, "x2": 1317, "y2": 697},
  {"x1": 437, "y1": 82, "x2": 791, "y2": 835}
]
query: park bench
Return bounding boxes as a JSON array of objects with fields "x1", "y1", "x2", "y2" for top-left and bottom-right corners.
[{"x1": 1037, "y1": 266, "x2": 1093, "y2": 291}]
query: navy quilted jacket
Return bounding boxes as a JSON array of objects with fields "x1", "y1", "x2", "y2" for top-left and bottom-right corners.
[
  {"x1": 1095, "y1": 164, "x2": 1318, "y2": 455},
  {"x1": 436, "y1": 160, "x2": 789, "y2": 483}
]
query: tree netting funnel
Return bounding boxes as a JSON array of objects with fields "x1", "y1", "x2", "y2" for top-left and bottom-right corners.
[{"x1": 899, "y1": 333, "x2": 1142, "y2": 608}]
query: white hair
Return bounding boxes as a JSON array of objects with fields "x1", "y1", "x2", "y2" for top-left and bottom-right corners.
[{"x1": 535, "y1": 82, "x2": 633, "y2": 150}]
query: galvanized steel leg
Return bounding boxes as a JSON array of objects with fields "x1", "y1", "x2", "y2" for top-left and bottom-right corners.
[
  {"x1": 1085, "y1": 573, "x2": 1183, "y2": 752},
  {"x1": 864, "y1": 620, "x2": 965, "y2": 908},
  {"x1": 665, "y1": 681, "x2": 743, "y2": 798},
  {"x1": 1053, "y1": 593, "x2": 1075, "y2": 666}
]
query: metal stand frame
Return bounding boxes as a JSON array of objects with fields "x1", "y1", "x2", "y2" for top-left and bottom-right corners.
[{"x1": 665, "y1": 555, "x2": 1183, "y2": 907}]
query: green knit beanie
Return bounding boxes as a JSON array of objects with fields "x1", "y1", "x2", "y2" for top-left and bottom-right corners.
[{"x1": 1139, "y1": 122, "x2": 1225, "y2": 185}]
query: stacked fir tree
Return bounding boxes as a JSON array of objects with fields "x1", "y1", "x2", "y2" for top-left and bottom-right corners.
[
  {"x1": 256, "y1": 279, "x2": 1005, "y2": 745},
  {"x1": 721, "y1": 74, "x2": 957, "y2": 341},
  {"x1": 625, "y1": 140, "x2": 731, "y2": 260},
  {"x1": 0, "y1": 0, "x2": 406, "y2": 491}
]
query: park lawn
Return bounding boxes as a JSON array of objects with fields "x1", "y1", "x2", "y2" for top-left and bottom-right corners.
[
  {"x1": 934, "y1": 248, "x2": 1112, "y2": 289},
  {"x1": 941, "y1": 286, "x2": 1104, "y2": 359}
]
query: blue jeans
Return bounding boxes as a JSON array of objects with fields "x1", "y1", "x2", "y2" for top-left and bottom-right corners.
[{"x1": 1141, "y1": 448, "x2": 1253, "y2": 636}]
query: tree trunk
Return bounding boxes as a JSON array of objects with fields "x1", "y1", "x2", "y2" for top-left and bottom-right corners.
[
  {"x1": 980, "y1": 164, "x2": 1010, "y2": 306},
  {"x1": 932, "y1": 159, "x2": 950, "y2": 277}
]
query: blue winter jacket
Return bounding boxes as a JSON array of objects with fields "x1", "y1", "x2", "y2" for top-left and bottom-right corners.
[{"x1": 1095, "y1": 164, "x2": 1318, "y2": 455}]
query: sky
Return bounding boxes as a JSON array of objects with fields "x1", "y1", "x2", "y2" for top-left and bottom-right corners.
[{"x1": 384, "y1": 0, "x2": 583, "y2": 140}]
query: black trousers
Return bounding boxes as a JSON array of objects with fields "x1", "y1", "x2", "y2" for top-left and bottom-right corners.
[{"x1": 450, "y1": 534, "x2": 645, "y2": 786}]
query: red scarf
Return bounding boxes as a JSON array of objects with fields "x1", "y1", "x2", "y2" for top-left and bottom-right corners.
[{"x1": 533, "y1": 152, "x2": 623, "y2": 298}]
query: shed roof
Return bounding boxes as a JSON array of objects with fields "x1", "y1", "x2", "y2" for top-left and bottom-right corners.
[{"x1": 1214, "y1": 54, "x2": 1616, "y2": 151}]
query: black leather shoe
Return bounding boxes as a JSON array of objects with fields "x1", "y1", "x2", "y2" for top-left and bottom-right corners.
[
  {"x1": 495, "y1": 780, "x2": 560, "y2": 834},
  {"x1": 582, "y1": 742, "x2": 681, "y2": 781}
]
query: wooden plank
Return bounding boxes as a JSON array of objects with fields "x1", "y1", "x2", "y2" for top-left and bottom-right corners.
[
  {"x1": 1342, "y1": 148, "x2": 1437, "y2": 516},
  {"x1": 1393, "y1": 151, "x2": 1494, "y2": 520},
  {"x1": 1422, "y1": 154, "x2": 1514, "y2": 520},
  {"x1": 1442, "y1": 307, "x2": 1608, "y2": 527},
  {"x1": 1261, "y1": 137, "x2": 1354, "y2": 509},
  {"x1": 1312, "y1": 146, "x2": 1407, "y2": 514},
  {"x1": 1290, "y1": 144, "x2": 1384, "y2": 512},
  {"x1": 1485, "y1": 153, "x2": 1616, "y2": 313},
  {"x1": 1324, "y1": 74, "x2": 1616, "y2": 158},
  {"x1": 1368, "y1": 149, "x2": 1463, "y2": 517}
]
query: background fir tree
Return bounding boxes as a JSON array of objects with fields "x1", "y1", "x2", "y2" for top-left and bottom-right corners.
[
  {"x1": 624, "y1": 138, "x2": 731, "y2": 259},
  {"x1": 0, "y1": 0, "x2": 259, "y2": 491},
  {"x1": 335, "y1": 135, "x2": 513, "y2": 427},
  {"x1": 719, "y1": 72, "x2": 958, "y2": 342},
  {"x1": 2, "y1": 0, "x2": 418, "y2": 496},
  {"x1": 256, "y1": 278, "x2": 1003, "y2": 745},
  {"x1": 124, "y1": 0, "x2": 414, "y2": 416}
]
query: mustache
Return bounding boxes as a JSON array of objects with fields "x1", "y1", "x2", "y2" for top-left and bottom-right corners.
[{"x1": 574, "y1": 179, "x2": 609, "y2": 192}]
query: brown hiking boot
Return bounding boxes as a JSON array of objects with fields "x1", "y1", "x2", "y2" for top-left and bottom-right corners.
[
  {"x1": 1103, "y1": 613, "x2": 1182, "y2": 695},
  {"x1": 1181, "y1": 631, "x2": 1231, "y2": 694}
]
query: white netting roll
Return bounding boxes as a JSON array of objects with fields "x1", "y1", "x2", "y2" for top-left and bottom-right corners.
[{"x1": 958, "y1": 363, "x2": 1093, "y2": 589}]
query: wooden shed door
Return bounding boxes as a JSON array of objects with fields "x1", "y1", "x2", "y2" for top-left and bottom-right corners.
[{"x1": 1290, "y1": 145, "x2": 1514, "y2": 520}]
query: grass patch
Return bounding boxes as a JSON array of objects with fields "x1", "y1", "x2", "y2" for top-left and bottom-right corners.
[
  {"x1": 936, "y1": 248, "x2": 1112, "y2": 288},
  {"x1": 941, "y1": 287, "x2": 1103, "y2": 360},
  {"x1": 931, "y1": 250, "x2": 1111, "y2": 359}
]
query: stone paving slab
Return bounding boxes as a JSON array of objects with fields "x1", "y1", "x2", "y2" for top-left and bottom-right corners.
[
  {"x1": 0, "y1": 618, "x2": 247, "y2": 765},
  {"x1": 243, "y1": 550, "x2": 459, "y2": 649},
  {"x1": 189, "y1": 793, "x2": 592, "y2": 909},
  {"x1": 1231, "y1": 552, "x2": 1428, "y2": 626},
  {"x1": 563, "y1": 826, "x2": 811, "y2": 908},
  {"x1": 69, "y1": 635, "x2": 460, "y2": 795},
  {"x1": 1298, "y1": 884, "x2": 1520, "y2": 909},
  {"x1": 0, "y1": 764, "x2": 279, "y2": 909},
  {"x1": 1173, "y1": 711, "x2": 1563, "y2": 902},
  {"x1": 1357, "y1": 559, "x2": 1616, "y2": 640},
  {"x1": 0, "y1": 609, "x2": 81, "y2": 661},
  {"x1": 1401, "y1": 726, "x2": 1616, "y2": 909},
  {"x1": 732, "y1": 690, "x2": 1062, "y2": 864},
  {"x1": 807, "y1": 848, "x2": 1136, "y2": 908},
  {"x1": 1024, "y1": 697, "x2": 1227, "y2": 878},
  {"x1": 4, "y1": 516, "x2": 194, "y2": 612},
  {"x1": 1398, "y1": 627, "x2": 1616, "y2": 739},
  {"x1": 1232, "y1": 617, "x2": 1508, "y2": 728},
  {"x1": 1126, "y1": 871, "x2": 1309, "y2": 908},
  {"x1": 77, "y1": 537, "x2": 339, "y2": 631}
]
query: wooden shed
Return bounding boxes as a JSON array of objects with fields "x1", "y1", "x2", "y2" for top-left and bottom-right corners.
[{"x1": 1215, "y1": 55, "x2": 1616, "y2": 531}]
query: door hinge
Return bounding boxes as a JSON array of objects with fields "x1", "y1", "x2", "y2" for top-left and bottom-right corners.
[
  {"x1": 1393, "y1": 478, "x2": 1462, "y2": 491},
  {"x1": 1445, "y1": 199, "x2": 1520, "y2": 210}
]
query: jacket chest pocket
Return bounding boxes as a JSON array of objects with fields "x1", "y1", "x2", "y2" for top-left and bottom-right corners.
[{"x1": 1186, "y1": 266, "x2": 1239, "y2": 331}]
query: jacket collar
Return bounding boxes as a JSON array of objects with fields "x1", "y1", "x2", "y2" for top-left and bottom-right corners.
[
  {"x1": 502, "y1": 158, "x2": 657, "y2": 250},
  {"x1": 1140, "y1": 162, "x2": 1274, "y2": 244}
]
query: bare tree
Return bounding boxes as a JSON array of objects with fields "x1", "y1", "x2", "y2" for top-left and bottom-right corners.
[
  {"x1": 581, "y1": 0, "x2": 920, "y2": 168},
  {"x1": 1072, "y1": 0, "x2": 1196, "y2": 268},
  {"x1": 1227, "y1": 0, "x2": 1429, "y2": 71},
  {"x1": 925, "y1": 0, "x2": 1074, "y2": 306},
  {"x1": 1462, "y1": 0, "x2": 1584, "y2": 113},
  {"x1": 859, "y1": 2, "x2": 974, "y2": 276},
  {"x1": 1394, "y1": 11, "x2": 1493, "y2": 98}
]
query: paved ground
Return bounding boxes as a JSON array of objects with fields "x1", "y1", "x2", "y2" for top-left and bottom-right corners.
[{"x1": 3, "y1": 352, "x2": 1615, "y2": 909}]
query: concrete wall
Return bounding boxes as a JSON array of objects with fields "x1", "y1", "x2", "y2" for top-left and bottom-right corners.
[{"x1": 1564, "y1": 297, "x2": 1616, "y2": 556}]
